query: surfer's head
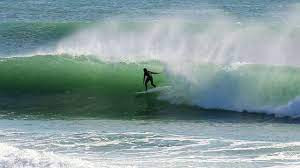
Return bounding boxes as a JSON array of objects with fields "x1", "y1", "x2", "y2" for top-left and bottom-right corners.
[{"x1": 143, "y1": 68, "x2": 147, "y2": 72}]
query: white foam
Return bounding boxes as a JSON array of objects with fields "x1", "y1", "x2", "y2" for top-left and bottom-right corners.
[
  {"x1": 53, "y1": 4, "x2": 300, "y2": 66},
  {"x1": 260, "y1": 96, "x2": 300, "y2": 118},
  {"x1": 32, "y1": 4, "x2": 300, "y2": 117},
  {"x1": 0, "y1": 143, "x2": 97, "y2": 168}
]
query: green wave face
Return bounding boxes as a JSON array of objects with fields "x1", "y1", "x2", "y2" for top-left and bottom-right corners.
[
  {"x1": 2, "y1": 19, "x2": 300, "y2": 119},
  {"x1": 2, "y1": 55, "x2": 300, "y2": 119},
  {"x1": 0, "y1": 55, "x2": 170, "y2": 119},
  {"x1": 0, "y1": 55, "x2": 147, "y2": 93}
]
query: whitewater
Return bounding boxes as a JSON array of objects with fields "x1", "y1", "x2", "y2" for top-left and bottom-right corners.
[
  {"x1": 3, "y1": 10, "x2": 300, "y2": 117},
  {"x1": 1, "y1": 0, "x2": 300, "y2": 167}
]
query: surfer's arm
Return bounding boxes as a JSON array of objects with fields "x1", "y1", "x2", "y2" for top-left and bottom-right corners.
[
  {"x1": 150, "y1": 71, "x2": 160, "y2": 74},
  {"x1": 143, "y1": 74, "x2": 146, "y2": 84}
]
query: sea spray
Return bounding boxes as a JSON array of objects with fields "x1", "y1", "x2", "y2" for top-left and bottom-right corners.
[
  {"x1": 49, "y1": 10, "x2": 300, "y2": 117},
  {"x1": 2, "y1": 5, "x2": 300, "y2": 117}
]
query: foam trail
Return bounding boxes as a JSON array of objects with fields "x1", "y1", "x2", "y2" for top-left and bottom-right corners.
[{"x1": 0, "y1": 143, "x2": 97, "y2": 168}]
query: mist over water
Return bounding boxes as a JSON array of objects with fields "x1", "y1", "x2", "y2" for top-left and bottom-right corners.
[
  {"x1": 0, "y1": 2, "x2": 300, "y2": 117},
  {"x1": 40, "y1": 4, "x2": 300, "y2": 117},
  {"x1": 54, "y1": 3, "x2": 300, "y2": 65}
]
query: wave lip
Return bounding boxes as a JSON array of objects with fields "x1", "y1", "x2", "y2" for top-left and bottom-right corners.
[
  {"x1": 2, "y1": 5, "x2": 300, "y2": 118},
  {"x1": 1, "y1": 55, "x2": 300, "y2": 118}
]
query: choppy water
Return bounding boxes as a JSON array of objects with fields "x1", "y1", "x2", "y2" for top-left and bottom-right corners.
[{"x1": 2, "y1": 119, "x2": 300, "y2": 168}]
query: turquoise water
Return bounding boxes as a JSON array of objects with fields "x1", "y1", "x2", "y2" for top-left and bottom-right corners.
[{"x1": 1, "y1": 0, "x2": 300, "y2": 167}]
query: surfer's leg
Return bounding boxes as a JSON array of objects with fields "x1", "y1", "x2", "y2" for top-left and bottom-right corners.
[
  {"x1": 145, "y1": 78, "x2": 150, "y2": 91},
  {"x1": 150, "y1": 78, "x2": 156, "y2": 88}
]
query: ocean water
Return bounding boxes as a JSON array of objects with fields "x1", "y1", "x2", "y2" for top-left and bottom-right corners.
[{"x1": 1, "y1": 0, "x2": 300, "y2": 167}]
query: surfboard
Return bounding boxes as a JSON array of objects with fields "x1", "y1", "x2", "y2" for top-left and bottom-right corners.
[{"x1": 136, "y1": 85, "x2": 171, "y2": 94}]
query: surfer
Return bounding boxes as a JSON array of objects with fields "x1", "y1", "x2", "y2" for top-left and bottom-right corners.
[{"x1": 143, "y1": 68, "x2": 159, "y2": 91}]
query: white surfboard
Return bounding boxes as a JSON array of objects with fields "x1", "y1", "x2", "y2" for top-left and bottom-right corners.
[{"x1": 136, "y1": 86, "x2": 171, "y2": 94}]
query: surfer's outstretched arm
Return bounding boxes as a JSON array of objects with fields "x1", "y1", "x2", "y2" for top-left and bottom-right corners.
[{"x1": 150, "y1": 71, "x2": 160, "y2": 74}]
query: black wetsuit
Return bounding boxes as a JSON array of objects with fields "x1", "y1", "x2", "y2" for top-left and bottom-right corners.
[{"x1": 144, "y1": 70, "x2": 156, "y2": 91}]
